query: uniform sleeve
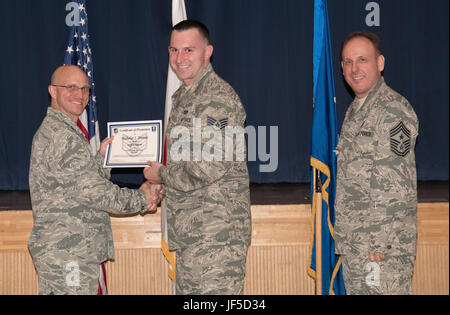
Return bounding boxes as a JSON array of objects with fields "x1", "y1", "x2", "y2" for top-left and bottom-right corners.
[
  {"x1": 53, "y1": 133, "x2": 148, "y2": 215},
  {"x1": 94, "y1": 152, "x2": 111, "y2": 180},
  {"x1": 368, "y1": 101, "x2": 419, "y2": 254},
  {"x1": 159, "y1": 159, "x2": 230, "y2": 192},
  {"x1": 160, "y1": 96, "x2": 245, "y2": 193}
]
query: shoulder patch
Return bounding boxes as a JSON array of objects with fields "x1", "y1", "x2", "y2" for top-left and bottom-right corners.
[{"x1": 390, "y1": 121, "x2": 411, "y2": 157}]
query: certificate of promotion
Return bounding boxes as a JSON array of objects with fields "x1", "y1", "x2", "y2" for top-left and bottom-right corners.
[{"x1": 103, "y1": 120, "x2": 162, "y2": 168}]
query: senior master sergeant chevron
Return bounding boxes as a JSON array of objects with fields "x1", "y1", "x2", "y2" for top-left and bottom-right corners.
[
  {"x1": 28, "y1": 65, "x2": 163, "y2": 295},
  {"x1": 144, "y1": 20, "x2": 251, "y2": 295},
  {"x1": 334, "y1": 32, "x2": 419, "y2": 295}
]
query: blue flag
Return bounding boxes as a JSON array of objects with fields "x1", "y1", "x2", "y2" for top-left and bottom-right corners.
[
  {"x1": 308, "y1": 0, "x2": 346, "y2": 295},
  {"x1": 64, "y1": 0, "x2": 100, "y2": 154}
]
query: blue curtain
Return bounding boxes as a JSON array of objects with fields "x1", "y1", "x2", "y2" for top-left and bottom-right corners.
[{"x1": 0, "y1": 0, "x2": 448, "y2": 189}]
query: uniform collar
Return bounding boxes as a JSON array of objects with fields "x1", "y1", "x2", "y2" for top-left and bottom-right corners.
[
  {"x1": 349, "y1": 77, "x2": 385, "y2": 114},
  {"x1": 176, "y1": 63, "x2": 214, "y2": 97},
  {"x1": 47, "y1": 107, "x2": 76, "y2": 126},
  {"x1": 47, "y1": 107, "x2": 87, "y2": 139},
  {"x1": 359, "y1": 76, "x2": 385, "y2": 105}
]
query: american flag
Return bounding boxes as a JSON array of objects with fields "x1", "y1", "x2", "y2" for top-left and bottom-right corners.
[{"x1": 64, "y1": 0, "x2": 100, "y2": 154}]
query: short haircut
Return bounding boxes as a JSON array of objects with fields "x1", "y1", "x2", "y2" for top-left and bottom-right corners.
[
  {"x1": 172, "y1": 19, "x2": 210, "y2": 44},
  {"x1": 341, "y1": 31, "x2": 382, "y2": 58}
]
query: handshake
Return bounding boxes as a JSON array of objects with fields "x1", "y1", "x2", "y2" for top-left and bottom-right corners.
[
  {"x1": 139, "y1": 182, "x2": 164, "y2": 212},
  {"x1": 99, "y1": 139, "x2": 165, "y2": 213},
  {"x1": 99, "y1": 137, "x2": 164, "y2": 212},
  {"x1": 139, "y1": 160, "x2": 165, "y2": 212}
]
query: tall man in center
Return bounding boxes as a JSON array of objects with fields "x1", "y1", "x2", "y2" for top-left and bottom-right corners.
[{"x1": 144, "y1": 20, "x2": 251, "y2": 295}]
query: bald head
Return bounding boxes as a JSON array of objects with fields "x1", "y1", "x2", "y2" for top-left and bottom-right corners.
[
  {"x1": 48, "y1": 65, "x2": 90, "y2": 123},
  {"x1": 50, "y1": 65, "x2": 88, "y2": 85}
]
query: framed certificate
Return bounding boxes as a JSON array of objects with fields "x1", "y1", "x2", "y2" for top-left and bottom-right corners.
[{"x1": 103, "y1": 120, "x2": 162, "y2": 168}]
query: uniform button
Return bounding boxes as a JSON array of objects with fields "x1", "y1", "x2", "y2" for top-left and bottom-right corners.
[{"x1": 387, "y1": 245, "x2": 392, "y2": 250}]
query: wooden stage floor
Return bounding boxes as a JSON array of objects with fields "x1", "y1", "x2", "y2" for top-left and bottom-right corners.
[
  {"x1": 0, "y1": 181, "x2": 448, "y2": 210},
  {"x1": 1, "y1": 182, "x2": 448, "y2": 294}
]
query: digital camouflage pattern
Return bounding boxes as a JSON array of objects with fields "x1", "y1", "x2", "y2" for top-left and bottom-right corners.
[
  {"x1": 29, "y1": 107, "x2": 148, "y2": 295},
  {"x1": 159, "y1": 64, "x2": 251, "y2": 294},
  {"x1": 341, "y1": 253, "x2": 415, "y2": 295},
  {"x1": 334, "y1": 78, "x2": 418, "y2": 294},
  {"x1": 175, "y1": 238, "x2": 248, "y2": 294}
]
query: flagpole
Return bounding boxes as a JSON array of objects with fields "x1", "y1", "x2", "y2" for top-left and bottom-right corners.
[
  {"x1": 315, "y1": 168, "x2": 323, "y2": 295},
  {"x1": 309, "y1": 0, "x2": 346, "y2": 295},
  {"x1": 161, "y1": 0, "x2": 187, "y2": 294},
  {"x1": 63, "y1": 0, "x2": 100, "y2": 155}
]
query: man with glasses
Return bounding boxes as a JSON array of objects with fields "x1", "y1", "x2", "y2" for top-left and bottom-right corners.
[{"x1": 28, "y1": 64, "x2": 163, "y2": 294}]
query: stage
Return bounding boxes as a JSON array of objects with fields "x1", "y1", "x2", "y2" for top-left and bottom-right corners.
[{"x1": 0, "y1": 183, "x2": 448, "y2": 295}]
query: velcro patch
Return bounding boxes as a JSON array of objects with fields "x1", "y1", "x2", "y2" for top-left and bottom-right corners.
[
  {"x1": 390, "y1": 121, "x2": 411, "y2": 157},
  {"x1": 360, "y1": 131, "x2": 372, "y2": 137}
]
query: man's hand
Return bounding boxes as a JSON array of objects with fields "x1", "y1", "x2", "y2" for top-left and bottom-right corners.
[
  {"x1": 369, "y1": 252, "x2": 386, "y2": 262},
  {"x1": 143, "y1": 161, "x2": 163, "y2": 184},
  {"x1": 139, "y1": 182, "x2": 162, "y2": 212},
  {"x1": 99, "y1": 136, "x2": 114, "y2": 157},
  {"x1": 150, "y1": 183, "x2": 165, "y2": 203}
]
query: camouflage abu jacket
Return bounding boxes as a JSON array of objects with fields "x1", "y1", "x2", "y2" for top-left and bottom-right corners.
[
  {"x1": 334, "y1": 77, "x2": 419, "y2": 257},
  {"x1": 160, "y1": 64, "x2": 252, "y2": 250},
  {"x1": 28, "y1": 107, "x2": 147, "y2": 294}
]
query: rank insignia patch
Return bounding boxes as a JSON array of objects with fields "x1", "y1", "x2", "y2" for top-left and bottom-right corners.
[
  {"x1": 390, "y1": 121, "x2": 411, "y2": 157},
  {"x1": 207, "y1": 116, "x2": 228, "y2": 130}
]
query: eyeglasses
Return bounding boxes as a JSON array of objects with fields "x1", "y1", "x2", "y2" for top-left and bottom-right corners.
[{"x1": 51, "y1": 84, "x2": 91, "y2": 95}]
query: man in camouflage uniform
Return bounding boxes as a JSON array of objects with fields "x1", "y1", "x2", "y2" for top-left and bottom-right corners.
[
  {"x1": 144, "y1": 20, "x2": 251, "y2": 294},
  {"x1": 29, "y1": 65, "x2": 162, "y2": 294},
  {"x1": 334, "y1": 32, "x2": 419, "y2": 294}
]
